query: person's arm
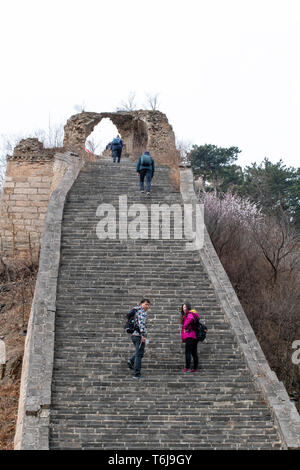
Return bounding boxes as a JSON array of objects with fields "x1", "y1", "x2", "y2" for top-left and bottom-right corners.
[
  {"x1": 151, "y1": 159, "x2": 155, "y2": 178},
  {"x1": 137, "y1": 309, "x2": 147, "y2": 338},
  {"x1": 136, "y1": 158, "x2": 141, "y2": 174}
]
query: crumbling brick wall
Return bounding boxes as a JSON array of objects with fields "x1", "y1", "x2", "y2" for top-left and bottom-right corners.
[
  {"x1": 63, "y1": 110, "x2": 177, "y2": 159},
  {"x1": 0, "y1": 139, "x2": 68, "y2": 257},
  {"x1": 0, "y1": 140, "x2": 55, "y2": 256}
]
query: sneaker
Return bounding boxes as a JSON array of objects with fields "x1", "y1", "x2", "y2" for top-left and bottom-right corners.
[
  {"x1": 181, "y1": 368, "x2": 191, "y2": 373},
  {"x1": 132, "y1": 375, "x2": 143, "y2": 379},
  {"x1": 140, "y1": 190, "x2": 144, "y2": 193},
  {"x1": 146, "y1": 192, "x2": 151, "y2": 196},
  {"x1": 127, "y1": 360, "x2": 134, "y2": 370},
  {"x1": 190, "y1": 369, "x2": 199, "y2": 373}
]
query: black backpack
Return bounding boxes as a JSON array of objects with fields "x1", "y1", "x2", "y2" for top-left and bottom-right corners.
[
  {"x1": 191, "y1": 313, "x2": 207, "y2": 342},
  {"x1": 124, "y1": 307, "x2": 139, "y2": 334}
]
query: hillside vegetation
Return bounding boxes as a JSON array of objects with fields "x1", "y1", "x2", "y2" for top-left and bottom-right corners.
[{"x1": 190, "y1": 144, "x2": 300, "y2": 411}]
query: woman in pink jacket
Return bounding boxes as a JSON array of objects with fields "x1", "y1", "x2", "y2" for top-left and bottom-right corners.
[{"x1": 180, "y1": 302, "x2": 199, "y2": 373}]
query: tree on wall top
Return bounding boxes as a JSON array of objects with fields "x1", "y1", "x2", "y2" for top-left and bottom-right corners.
[{"x1": 189, "y1": 143, "x2": 243, "y2": 191}]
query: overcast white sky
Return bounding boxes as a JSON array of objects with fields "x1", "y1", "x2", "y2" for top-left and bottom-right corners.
[{"x1": 0, "y1": 0, "x2": 300, "y2": 168}]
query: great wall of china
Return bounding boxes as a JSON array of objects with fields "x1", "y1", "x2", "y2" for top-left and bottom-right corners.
[{"x1": 0, "y1": 110, "x2": 299, "y2": 450}]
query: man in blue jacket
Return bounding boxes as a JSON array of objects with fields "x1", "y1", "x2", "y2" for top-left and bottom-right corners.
[
  {"x1": 109, "y1": 135, "x2": 123, "y2": 163},
  {"x1": 136, "y1": 151, "x2": 155, "y2": 196}
]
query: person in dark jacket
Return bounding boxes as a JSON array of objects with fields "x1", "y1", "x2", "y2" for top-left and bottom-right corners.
[
  {"x1": 180, "y1": 302, "x2": 200, "y2": 373},
  {"x1": 136, "y1": 151, "x2": 155, "y2": 195},
  {"x1": 109, "y1": 135, "x2": 123, "y2": 163},
  {"x1": 127, "y1": 299, "x2": 150, "y2": 379}
]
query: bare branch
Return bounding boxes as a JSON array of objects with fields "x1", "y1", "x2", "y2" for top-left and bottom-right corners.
[
  {"x1": 144, "y1": 92, "x2": 160, "y2": 110},
  {"x1": 116, "y1": 91, "x2": 137, "y2": 112}
]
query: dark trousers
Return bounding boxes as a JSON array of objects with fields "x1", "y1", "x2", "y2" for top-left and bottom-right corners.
[
  {"x1": 185, "y1": 338, "x2": 198, "y2": 369},
  {"x1": 139, "y1": 169, "x2": 152, "y2": 192},
  {"x1": 130, "y1": 335, "x2": 145, "y2": 376},
  {"x1": 112, "y1": 148, "x2": 122, "y2": 162}
]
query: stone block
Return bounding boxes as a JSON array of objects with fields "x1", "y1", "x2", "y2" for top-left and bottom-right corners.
[
  {"x1": 15, "y1": 182, "x2": 30, "y2": 188},
  {"x1": 14, "y1": 188, "x2": 37, "y2": 195},
  {"x1": 9, "y1": 194, "x2": 28, "y2": 200},
  {"x1": 28, "y1": 194, "x2": 49, "y2": 201},
  {"x1": 28, "y1": 177, "x2": 42, "y2": 182},
  {"x1": 16, "y1": 206, "x2": 38, "y2": 213},
  {"x1": 38, "y1": 188, "x2": 50, "y2": 195},
  {"x1": 35, "y1": 201, "x2": 49, "y2": 207},
  {"x1": 31, "y1": 182, "x2": 51, "y2": 189},
  {"x1": 15, "y1": 200, "x2": 30, "y2": 207}
]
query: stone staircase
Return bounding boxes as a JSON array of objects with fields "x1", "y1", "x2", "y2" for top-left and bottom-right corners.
[{"x1": 49, "y1": 159, "x2": 283, "y2": 450}]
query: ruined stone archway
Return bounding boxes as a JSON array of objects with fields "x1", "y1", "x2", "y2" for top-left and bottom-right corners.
[
  {"x1": 63, "y1": 110, "x2": 177, "y2": 160},
  {"x1": 85, "y1": 118, "x2": 119, "y2": 155}
]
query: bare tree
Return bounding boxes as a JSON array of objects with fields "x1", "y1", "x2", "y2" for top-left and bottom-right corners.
[
  {"x1": 144, "y1": 92, "x2": 160, "y2": 110},
  {"x1": 85, "y1": 136, "x2": 102, "y2": 155},
  {"x1": 176, "y1": 139, "x2": 193, "y2": 162},
  {"x1": 73, "y1": 102, "x2": 86, "y2": 113},
  {"x1": 0, "y1": 120, "x2": 64, "y2": 191},
  {"x1": 116, "y1": 91, "x2": 137, "y2": 112},
  {"x1": 249, "y1": 212, "x2": 300, "y2": 283},
  {"x1": 33, "y1": 121, "x2": 64, "y2": 148},
  {"x1": 0, "y1": 134, "x2": 24, "y2": 190},
  {"x1": 0, "y1": 150, "x2": 8, "y2": 189}
]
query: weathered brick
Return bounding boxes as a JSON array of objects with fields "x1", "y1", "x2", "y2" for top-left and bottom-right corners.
[
  {"x1": 38, "y1": 188, "x2": 50, "y2": 194},
  {"x1": 14, "y1": 188, "x2": 37, "y2": 195},
  {"x1": 15, "y1": 200, "x2": 31, "y2": 207},
  {"x1": 9, "y1": 194, "x2": 28, "y2": 200},
  {"x1": 15, "y1": 182, "x2": 30, "y2": 188},
  {"x1": 28, "y1": 176, "x2": 42, "y2": 182},
  {"x1": 31, "y1": 182, "x2": 51, "y2": 189},
  {"x1": 28, "y1": 194, "x2": 49, "y2": 201}
]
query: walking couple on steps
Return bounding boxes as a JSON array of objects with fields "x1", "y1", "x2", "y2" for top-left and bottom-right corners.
[
  {"x1": 127, "y1": 300, "x2": 201, "y2": 379},
  {"x1": 106, "y1": 137, "x2": 155, "y2": 196}
]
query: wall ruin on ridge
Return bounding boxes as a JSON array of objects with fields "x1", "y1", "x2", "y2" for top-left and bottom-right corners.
[
  {"x1": 63, "y1": 110, "x2": 176, "y2": 159},
  {"x1": 0, "y1": 110, "x2": 177, "y2": 256}
]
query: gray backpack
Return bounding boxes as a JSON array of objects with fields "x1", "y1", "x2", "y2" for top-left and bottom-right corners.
[{"x1": 141, "y1": 154, "x2": 152, "y2": 167}]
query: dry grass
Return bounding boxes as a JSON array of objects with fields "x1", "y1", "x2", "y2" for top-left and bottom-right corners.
[{"x1": 0, "y1": 382, "x2": 20, "y2": 450}]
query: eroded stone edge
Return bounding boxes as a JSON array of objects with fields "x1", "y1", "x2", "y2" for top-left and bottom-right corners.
[{"x1": 14, "y1": 152, "x2": 84, "y2": 450}]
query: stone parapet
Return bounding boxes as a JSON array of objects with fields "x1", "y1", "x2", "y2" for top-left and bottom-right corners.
[
  {"x1": 13, "y1": 151, "x2": 83, "y2": 450},
  {"x1": 8, "y1": 138, "x2": 59, "y2": 161}
]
